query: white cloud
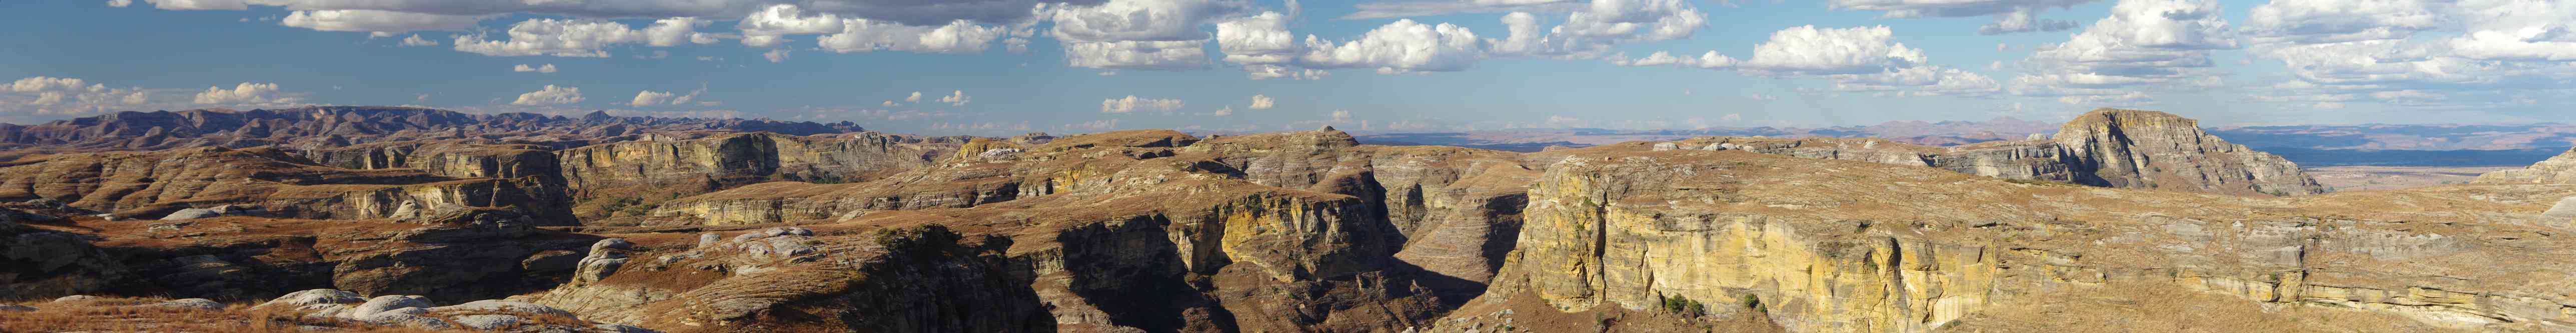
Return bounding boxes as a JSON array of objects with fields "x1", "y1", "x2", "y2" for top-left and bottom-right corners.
[
  {"x1": 1212, "y1": 106, "x2": 1234, "y2": 116},
  {"x1": 107, "y1": 0, "x2": 132, "y2": 8},
  {"x1": 144, "y1": 0, "x2": 245, "y2": 10},
  {"x1": 398, "y1": 34, "x2": 439, "y2": 46},
  {"x1": 1686, "y1": 25, "x2": 1926, "y2": 75},
  {"x1": 1248, "y1": 94, "x2": 1274, "y2": 109},
  {"x1": 764, "y1": 48, "x2": 792, "y2": 62},
  {"x1": 1100, "y1": 95, "x2": 1184, "y2": 113},
  {"x1": 10, "y1": 76, "x2": 96, "y2": 93},
  {"x1": 1615, "y1": 25, "x2": 1996, "y2": 97},
  {"x1": 1828, "y1": 0, "x2": 2093, "y2": 34},
  {"x1": 511, "y1": 84, "x2": 583, "y2": 106},
  {"x1": 280, "y1": 10, "x2": 480, "y2": 33},
  {"x1": 1065, "y1": 40, "x2": 1209, "y2": 70},
  {"x1": 2012, "y1": 0, "x2": 2239, "y2": 102},
  {"x1": 939, "y1": 90, "x2": 969, "y2": 106},
  {"x1": 1343, "y1": 0, "x2": 1581, "y2": 20},
  {"x1": 2243, "y1": 0, "x2": 2446, "y2": 44},
  {"x1": 1299, "y1": 19, "x2": 1485, "y2": 72},
  {"x1": 819, "y1": 19, "x2": 1005, "y2": 54},
  {"x1": 193, "y1": 82, "x2": 290, "y2": 104},
  {"x1": 904, "y1": 92, "x2": 923, "y2": 103},
  {"x1": 512, "y1": 64, "x2": 558, "y2": 73},
  {"x1": 643, "y1": 17, "x2": 720, "y2": 47},
  {"x1": 453, "y1": 18, "x2": 646, "y2": 57},
  {"x1": 1484, "y1": 0, "x2": 1710, "y2": 58},
  {"x1": 1330, "y1": 110, "x2": 1352, "y2": 122},
  {"x1": 630, "y1": 88, "x2": 698, "y2": 106},
  {"x1": 1216, "y1": 12, "x2": 1301, "y2": 67},
  {"x1": 1048, "y1": 0, "x2": 1251, "y2": 43}
]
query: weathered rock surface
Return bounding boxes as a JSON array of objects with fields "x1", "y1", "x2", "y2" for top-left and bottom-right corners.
[
  {"x1": 2478, "y1": 148, "x2": 2576, "y2": 184},
  {"x1": 1669, "y1": 108, "x2": 2324, "y2": 196},
  {"x1": 0, "y1": 146, "x2": 574, "y2": 222},
  {"x1": 1486, "y1": 144, "x2": 2576, "y2": 332},
  {"x1": 0, "y1": 106, "x2": 867, "y2": 154},
  {"x1": 556, "y1": 132, "x2": 951, "y2": 220}
]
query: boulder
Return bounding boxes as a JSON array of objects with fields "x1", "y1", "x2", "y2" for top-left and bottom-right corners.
[
  {"x1": 256, "y1": 289, "x2": 365, "y2": 309},
  {"x1": 350, "y1": 295, "x2": 433, "y2": 318},
  {"x1": 152, "y1": 298, "x2": 224, "y2": 310},
  {"x1": 450, "y1": 314, "x2": 526, "y2": 330}
]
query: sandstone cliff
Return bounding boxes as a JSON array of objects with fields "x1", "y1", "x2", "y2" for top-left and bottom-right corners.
[
  {"x1": 0, "y1": 146, "x2": 572, "y2": 222},
  {"x1": 1664, "y1": 108, "x2": 2323, "y2": 196},
  {"x1": 1484, "y1": 143, "x2": 2576, "y2": 332},
  {"x1": 555, "y1": 132, "x2": 951, "y2": 220}
]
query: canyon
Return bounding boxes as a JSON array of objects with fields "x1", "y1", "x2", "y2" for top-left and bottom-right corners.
[{"x1": 4, "y1": 106, "x2": 2570, "y2": 332}]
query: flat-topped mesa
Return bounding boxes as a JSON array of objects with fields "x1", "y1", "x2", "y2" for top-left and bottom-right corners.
[
  {"x1": 1675, "y1": 108, "x2": 2324, "y2": 196},
  {"x1": 2475, "y1": 148, "x2": 2576, "y2": 184},
  {"x1": 2051, "y1": 108, "x2": 2324, "y2": 196}
]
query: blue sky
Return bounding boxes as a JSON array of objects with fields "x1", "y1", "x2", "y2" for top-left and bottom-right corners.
[{"x1": 2, "y1": 0, "x2": 2570, "y2": 136}]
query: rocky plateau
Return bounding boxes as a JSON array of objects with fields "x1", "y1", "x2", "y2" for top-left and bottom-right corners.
[{"x1": 4, "y1": 106, "x2": 2570, "y2": 332}]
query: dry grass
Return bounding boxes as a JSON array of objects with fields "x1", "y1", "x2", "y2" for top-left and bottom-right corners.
[
  {"x1": 0, "y1": 297, "x2": 441, "y2": 332},
  {"x1": 1937, "y1": 283, "x2": 2469, "y2": 333}
]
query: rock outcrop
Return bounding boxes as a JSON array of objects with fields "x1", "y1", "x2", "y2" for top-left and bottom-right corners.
[
  {"x1": 0, "y1": 146, "x2": 574, "y2": 222},
  {"x1": 1484, "y1": 144, "x2": 2576, "y2": 332},
  {"x1": 2477, "y1": 148, "x2": 2576, "y2": 184},
  {"x1": 1665, "y1": 108, "x2": 2324, "y2": 196},
  {"x1": 556, "y1": 132, "x2": 951, "y2": 220},
  {"x1": 0, "y1": 106, "x2": 867, "y2": 154}
]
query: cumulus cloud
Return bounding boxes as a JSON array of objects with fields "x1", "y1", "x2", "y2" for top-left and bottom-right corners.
[
  {"x1": 904, "y1": 92, "x2": 924, "y2": 103},
  {"x1": 511, "y1": 84, "x2": 583, "y2": 106},
  {"x1": 1828, "y1": 0, "x2": 2093, "y2": 34},
  {"x1": 738, "y1": 4, "x2": 1004, "y2": 54},
  {"x1": 143, "y1": 0, "x2": 246, "y2": 10},
  {"x1": 938, "y1": 90, "x2": 969, "y2": 106},
  {"x1": 1343, "y1": 0, "x2": 1581, "y2": 20},
  {"x1": 1049, "y1": 0, "x2": 1254, "y2": 70},
  {"x1": 453, "y1": 18, "x2": 646, "y2": 57},
  {"x1": 1049, "y1": 0, "x2": 1251, "y2": 43},
  {"x1": 280, "y1": 10, "x2": 480, "y2": 33},
  {"x1": 1485, "y1": 0, "x2": 1709, "y2": 58},
  {"x1": 1617, "y1": 25, "x2": 1996, "y2": 97},
  {"x1": 2010, "y1": 0, "x2": 2238, "y2": 104},
  {"x1": 764, "y1": 48, "x2": 792, "y2": 62},
  {"x1": 819, "y1": 20, "x2": 1005, "y2": 54},
  {"x1": 1065, "y1": 40, "x2": 1209, "y2": 70},
  {"x1": 2243, "y1": 0, "x2": 2447, "y2": 44},
  {"x1": 1100, "y1": 95, "x2": 1184, "y2": 113},
  {"x1": 513, "y1": 64, "x2": 558, "y2": 73},
  {"x1": 108, "y1": 0, "x2": 132, "y2": 8},
  {"x1": 10, "y1": 76, "x2": 98, "y2": 93},
  {"x1": 1248, "y1": 94, "x2": 1274, "y2": 109},
  {"x1": 398, "y1": 34, "x2": 439, "y2": 46},
  {"x1": 630, "y1": 87, "x2": 702, "y2": 106},
  {"x1": 1299, "y1": 20, "x2": 1485, "y2": 72},
  {"x1": 193, "y1": 82, "x2": 292, "y2": 104},
  {"x1": 1330, "y1": 110, "x2": 1352, "y2": 122},
  {"x1": 643, "y1": 17, "x2": 721, "y2": 46}
]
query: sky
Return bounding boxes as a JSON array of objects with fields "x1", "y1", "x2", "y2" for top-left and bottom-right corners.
[{"x1": 1, "y1": 0, "x2": 2570, "y2": 136}]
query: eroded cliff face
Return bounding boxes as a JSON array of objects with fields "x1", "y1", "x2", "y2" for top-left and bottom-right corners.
[
  {"x1": 1665, "y1": 108, "x2": 2324, "y2": 196},
  {"x1": 1486, "y1": 146, "x2": 2576, "y2": 332},
  {"x1": 0, "y1": 146, "x2": 571, "y2": 222},
  {"x1": 555, "y1": 132, "x2": 950, "y2": 220},
  {"x1": 2051, "y1": 108, "x2": 2323, "y2": 196}
]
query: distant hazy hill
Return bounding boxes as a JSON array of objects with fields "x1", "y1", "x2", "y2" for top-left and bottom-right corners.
[{"x1": 1361, "y1": 121, "x2": 2576, "y2": 167}]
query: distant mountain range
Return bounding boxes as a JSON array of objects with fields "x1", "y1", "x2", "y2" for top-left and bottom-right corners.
[{"x1": 1357, "y1": 120, "x2": 2576, "y2": 167}]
